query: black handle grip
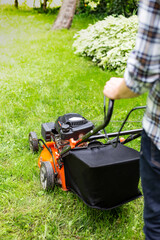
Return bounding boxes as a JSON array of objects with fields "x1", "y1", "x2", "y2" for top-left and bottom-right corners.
[{"x1": 103, "y1": 97, "x2": 114, "y2": 129}]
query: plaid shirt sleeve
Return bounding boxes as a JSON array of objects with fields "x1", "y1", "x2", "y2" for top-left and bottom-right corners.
[{"x1": 124, "y1": 0, "x2": 160, "y2": 94}]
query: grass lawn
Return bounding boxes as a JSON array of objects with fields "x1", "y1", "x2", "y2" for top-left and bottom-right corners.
[{"x1": 0, "y1": 6, "x2": 146, "y2": 240}]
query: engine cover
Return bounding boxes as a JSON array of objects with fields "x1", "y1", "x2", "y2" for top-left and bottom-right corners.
[{"x1": 55, "y1": 113, "x2": 94, "y2": 140}]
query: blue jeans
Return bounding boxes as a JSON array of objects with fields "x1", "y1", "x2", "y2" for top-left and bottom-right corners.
[{"x1": 140, "y1": 130, "x2": 160, "y2": 240}]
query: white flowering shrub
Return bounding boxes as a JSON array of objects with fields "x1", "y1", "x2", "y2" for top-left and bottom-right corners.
[
  {"x1": 73, "y1": 15, "x2": 138, "y2": 72},
  {"x1": 85, "y1": 0, "x2": 100, "y2": 9}
]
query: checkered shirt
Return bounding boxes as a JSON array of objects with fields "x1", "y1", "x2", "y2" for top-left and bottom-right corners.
[{"x1": 124, "y1": 0, "x2": 160, "y2": 149}]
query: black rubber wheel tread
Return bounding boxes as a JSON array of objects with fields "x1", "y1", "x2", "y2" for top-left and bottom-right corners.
[
  {"x1": 40, "y1": 161, "x2": 55, "y2": 191},
  {"x1": 29, "y1": 131, "x2": 39, "y2": 152}
]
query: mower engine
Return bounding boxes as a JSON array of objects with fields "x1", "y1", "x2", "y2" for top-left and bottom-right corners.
[{"x1": 41, "y1": 113, "x2": 94, "y2": 149}]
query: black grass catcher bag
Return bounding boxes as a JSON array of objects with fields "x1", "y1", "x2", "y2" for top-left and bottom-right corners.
[{"x1": 63, "y1": 143, "x2": 141, "y2": 210}]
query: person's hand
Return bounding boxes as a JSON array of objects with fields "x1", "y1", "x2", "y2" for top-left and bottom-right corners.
[{"x1": 103, "y1": 77, "x2": 139, "y2": 99}]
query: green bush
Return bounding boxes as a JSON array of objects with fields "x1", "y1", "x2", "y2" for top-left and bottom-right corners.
[
  {"x1": 73, "y1": 15, "x2": 138, "y2": 73},
  {"x1": 78, "y1": 0, "x2": 139, "y2": 16}
]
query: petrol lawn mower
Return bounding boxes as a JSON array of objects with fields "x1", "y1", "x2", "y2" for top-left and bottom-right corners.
[{"x1": 29, "y1": 98, "x2": 145, "y2": 210}]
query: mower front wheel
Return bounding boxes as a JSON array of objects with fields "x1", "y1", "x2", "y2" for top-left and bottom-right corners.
[
  {"x1": 40, "y1": 161, "x2": 55, "y2": 191},
  {"x1": 29, "y1": 131, "x2": 39, "y2": 153}
]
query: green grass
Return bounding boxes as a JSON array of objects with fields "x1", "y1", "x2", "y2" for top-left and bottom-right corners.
[{"x1": 0, "y1": 6, "x2": 146, "y2": 239}]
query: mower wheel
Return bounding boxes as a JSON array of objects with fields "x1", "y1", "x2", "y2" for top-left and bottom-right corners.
[
  {"x1": 40, "y1": 161, "x2": 55, "y2": 191},
  {"x1": 29, "y1": 131, "x2": 39, "y2": 152}
]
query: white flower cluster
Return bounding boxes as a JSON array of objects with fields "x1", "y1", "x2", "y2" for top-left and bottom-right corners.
[
  {"x1": 85, "y1": 0, "x2": 100, "y2": 9},
  {"x1": 73, "y1": 15, "x2": 138, "y2": 73}
]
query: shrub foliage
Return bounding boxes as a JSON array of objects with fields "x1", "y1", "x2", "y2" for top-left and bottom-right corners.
[
  {"x1": 73, "y1": 15, "x2": 138, "y2": 72},
  {"x1": 79, "y1": 0, "x2": 139, "y2": 16}
]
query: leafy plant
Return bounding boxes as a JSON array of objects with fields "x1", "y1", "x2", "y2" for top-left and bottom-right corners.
[
  {"x1": 79, "y1": 0, "x2": 139, "y2": 16},
  {"x1": 73, "y1": 15, "x2": 138, "y2": 73}
]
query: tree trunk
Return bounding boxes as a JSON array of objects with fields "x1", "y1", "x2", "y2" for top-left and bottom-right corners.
[
  {"x1": 43, "y1": 0, "x2": 47, "y2": 11},
  {"x1": 52, "y1": 0, "x2": 77, "y2": 30},
  {"x1": 15, "y1": 0, "x2": 18, "y2": 8}
]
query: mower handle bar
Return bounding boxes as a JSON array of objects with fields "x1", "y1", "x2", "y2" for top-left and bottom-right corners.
[{"x1": 60, "y1": 98, "x2": 114, "y2": 157}]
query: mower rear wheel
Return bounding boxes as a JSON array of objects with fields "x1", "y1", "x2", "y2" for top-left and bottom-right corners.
[
  {"x1": 40, "y1": 161, "x2": 55, "y2": 191},
  {"x1": 29, "y1": 131, "x2": 39, "y2": 152}
]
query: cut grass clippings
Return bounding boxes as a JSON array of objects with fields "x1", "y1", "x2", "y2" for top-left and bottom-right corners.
[{"x1": 0, "y1": 6, "x2": 146, "y2": 240}]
